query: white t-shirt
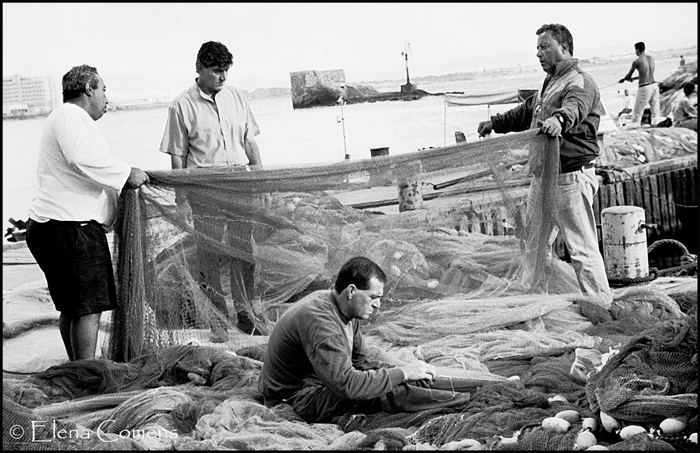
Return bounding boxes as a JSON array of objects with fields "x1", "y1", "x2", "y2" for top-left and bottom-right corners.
[{"x1": 28, "y1": 103, "x2": 131, "y2": 229}]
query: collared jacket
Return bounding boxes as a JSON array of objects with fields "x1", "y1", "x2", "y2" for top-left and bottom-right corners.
[
  {"x1": 258, "y1": 290, "x2": 404, "y2": 405},
  {"x1": 490, "y1": 58, "x2": 603, "y2": 173}
]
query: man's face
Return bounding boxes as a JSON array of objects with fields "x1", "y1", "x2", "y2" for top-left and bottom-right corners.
[
  {"x1": 347, "y1": 277, "x2": 384, "y2": 320},
  {"x1": 88, "y1": 75, "x2": 108, "y2": 121},
  {"x1": 536, "y1": 31, "x2": 566, "y2": 75},
  {"x1": 196, "y1": 64, "x2": 230, "y2": 95}
]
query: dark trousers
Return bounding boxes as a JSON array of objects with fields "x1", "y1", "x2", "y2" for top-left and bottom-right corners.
[
  {"x1": 284, "y1": 375, "x2": 470, "y2": 423},
  {"x1": 189, "y1": 194, "x2": 257, "y2": 332}
]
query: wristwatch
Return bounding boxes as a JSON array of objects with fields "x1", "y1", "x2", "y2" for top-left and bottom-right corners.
[{"x1": 554, "y1": 113, "x2": 564, "y2": 124}]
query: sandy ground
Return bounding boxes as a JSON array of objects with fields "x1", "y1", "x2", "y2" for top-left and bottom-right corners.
[{"x1": 3, "y1": 242, "x2": 85, "y2": 373}]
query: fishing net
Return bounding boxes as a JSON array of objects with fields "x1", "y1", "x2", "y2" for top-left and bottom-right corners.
[
  {"x1": 107, "y1": 128, "x2": 580, "y2": 360},
  {"x1": 6, "y1": 125, "x2": 697, "y2": 450},
  {"x1": 585, "y1": 312, "x2": 697, "y2": 422}
]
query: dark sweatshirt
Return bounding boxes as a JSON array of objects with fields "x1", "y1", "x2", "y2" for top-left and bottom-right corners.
[
  {"x1": 490, "y1": 58, "x2": 603, "y2": 173},
  {"x1": 258, "y1": 290, "x2": 405, "y2": 405}
]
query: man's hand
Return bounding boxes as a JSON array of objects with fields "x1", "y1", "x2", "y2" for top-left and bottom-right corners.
[
  {"x1": 124, "y1": 167, "x2": 150, "y2": 189},
  {"x1": 477, "y1": 120, "x2": 493, "y2": 137},
  {"x1": 618, "y1": 77, "x2": 627, "y2": 83},
  {"x1": 400, "y1": 361, "x2": 438, "y2": 382},
  {"x1": 540, "y1": 116, "x2": 563, "y2": 137}
]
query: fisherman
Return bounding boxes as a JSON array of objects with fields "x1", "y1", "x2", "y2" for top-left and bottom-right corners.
[
  {"x1": 477, "y1": 23, "x2": 612, "y2": 308},
  {"x1": 258, "y1": 256, "x2": 471, "y2": 423},
  {"x1": 672, "y1": 82, "x2": 697, "y2": 131},
  {"x1": 159, "y1": 41, "x2": 263, "y2": 339},
  {"x1": 25, "y1": 65, "x2": 150, "y2": 361},
  {"x1": 617, "y1": 88, "x2": 633, "y2": 118},
  {"x1": 619, "y1": 41, "x2": 661, "y2": 127}
]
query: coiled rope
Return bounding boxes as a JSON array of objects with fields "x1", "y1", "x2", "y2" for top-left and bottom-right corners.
[{"x1": 608, "y1": 238, "x2": 697, "y2": 285}]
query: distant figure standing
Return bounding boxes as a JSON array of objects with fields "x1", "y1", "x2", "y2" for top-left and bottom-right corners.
[
  {"x1": 160, "y1": 41, "x2": 263, "y2": 339},
  {"x1": 672, "y1": 82, "x2": 697, "y2": 131},
  {"x1": 619, "y1": 41, "x2": 660, "y2": 126},
  {"x1": 617, "y1": 88, "x2": 633, "y2": 117},
  {"x1": 26, "y1": 65, "x2": 150, "y2": 361},
  {"x1": 679, "y1": 55, "x2": 686, "y2": 67}
]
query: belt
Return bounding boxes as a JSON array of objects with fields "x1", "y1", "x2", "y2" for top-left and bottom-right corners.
[
  {"x1": 562, "y1": 163, "x2": 594, "y2": 174},
  {"x1": 638, "y1": 82, "x2": 654, "y2": 88}
]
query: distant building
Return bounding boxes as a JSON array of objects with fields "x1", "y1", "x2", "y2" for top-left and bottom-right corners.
[{"x1": 3, "y1": 74, "x2": 60, "y2": 117}]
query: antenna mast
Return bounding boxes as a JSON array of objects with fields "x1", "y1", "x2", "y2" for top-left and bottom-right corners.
[{"x1": 401, "y1": 41, "x2": 411, "y2": 85}]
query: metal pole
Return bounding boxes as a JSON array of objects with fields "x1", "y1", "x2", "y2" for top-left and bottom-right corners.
[
  {"x1": 338, "y1": 97, "x2": 349, "y2": 160},
  {"x1": 401, "y1": 41, "x2": 411, "y2": 85},
  {"x1": 443, "y1": 97, "x2": 447, "y2": 146}
]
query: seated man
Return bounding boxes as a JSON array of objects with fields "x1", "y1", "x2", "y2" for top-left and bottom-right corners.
[
  {"x1": 258, "y1": 256, "x2": 470, "y2": 423},
  {"x1": 672, "y1": 82, "x2": 697, "y2": 131}
]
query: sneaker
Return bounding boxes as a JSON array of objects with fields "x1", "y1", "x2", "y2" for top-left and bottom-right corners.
[{"x1": 210, "y1": 328, "x2": 228, "y2": 343}]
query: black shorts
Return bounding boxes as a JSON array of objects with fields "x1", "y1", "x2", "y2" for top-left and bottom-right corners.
[{"x1": 26, "y1": 219, "x2": 117, "y2": 317}]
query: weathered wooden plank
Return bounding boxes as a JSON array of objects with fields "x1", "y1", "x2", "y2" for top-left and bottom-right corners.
[
  {"x1": 493, "y1": 208, "x2": 504, "y2": 236},
  {"x1": 623, "y1": 178, "x2": 636, "y2": 207},
  {"x1": 614, "y1": 181, "x2": 625, "y2": 207},
  {"x1": 687, "y1": 167, "x2": 697, "y2": 205},
  {"x1": 663, "y1": 171, "x2": 678, "y2": 238},
  {"x1": 649, "y1": 175, "x2": 662, "y2": 242},
  {"x1": 656, "y1": 172, "x2": 671, "y2": 239}
]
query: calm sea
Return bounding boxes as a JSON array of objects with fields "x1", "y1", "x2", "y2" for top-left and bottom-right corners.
[{"x1": 2, "y1": 57, "x2": 680, "y2": 230}]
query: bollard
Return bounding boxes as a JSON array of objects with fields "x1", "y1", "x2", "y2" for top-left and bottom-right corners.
[
  {"x1": 398, "y1": 179, "x2": 423, "y2": 212},
  {"x1": 397, "y1": 160, "x2": 424, "y2": 212},
  {"x1": 601, "y1": 206, "x2": 650, "y2": 279}
]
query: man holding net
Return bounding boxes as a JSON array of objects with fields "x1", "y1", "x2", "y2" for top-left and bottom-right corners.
[
  {"x1": 160, "y1": 41, "x2": 263, "y2": 339},
  {"x1": 477, "y1": 24, "x2": 612, "y2": 308},
  {"x1": 258, "y1": 256, "x2": 470, "y2": 423},
  {"x1": 26, "y1": 65, "x2": 150, "y2": 361}
]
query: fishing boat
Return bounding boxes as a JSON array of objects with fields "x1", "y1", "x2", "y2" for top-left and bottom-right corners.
[{"x1": 445, "y1": 89, "x2": 537, "y2": 106}]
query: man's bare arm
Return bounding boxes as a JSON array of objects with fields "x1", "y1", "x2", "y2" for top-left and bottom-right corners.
[{"x1": 245, "y1": 136, "x2": 263, "y2": 167}]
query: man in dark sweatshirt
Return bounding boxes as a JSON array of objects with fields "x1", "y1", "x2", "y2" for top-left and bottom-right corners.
[
  {"x1": 477, "y1": 23, "x2": 612, "y2": 308},
  {"x1": 258, "y1": 256, "x2": 470, "y2": 423}
]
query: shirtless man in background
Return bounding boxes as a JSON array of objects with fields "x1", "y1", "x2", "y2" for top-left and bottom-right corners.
[{"x1": 619, "y1": 41, "x2": 660, "y2": 126}]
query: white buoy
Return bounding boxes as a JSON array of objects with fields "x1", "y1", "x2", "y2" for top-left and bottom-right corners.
[{"x1": 601, "y1": 206, "x2": 650, "y2": 279}]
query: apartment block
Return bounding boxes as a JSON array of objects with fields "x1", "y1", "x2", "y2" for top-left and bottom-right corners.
[{"x1": 3, "y1": 75, "x2": 60, "y2": 117}]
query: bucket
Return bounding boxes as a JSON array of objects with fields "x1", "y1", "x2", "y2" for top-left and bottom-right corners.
[
  {"x1": 601, "y1": 206, "x2": 649, "y2": 279},
  {"x1": 370, "y1": 147, "x2": 389, "y2": 158}
]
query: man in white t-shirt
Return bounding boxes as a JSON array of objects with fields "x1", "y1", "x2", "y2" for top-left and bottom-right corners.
[{"x1": 26, "y1": 65, "x2": 149, "y2": 361}]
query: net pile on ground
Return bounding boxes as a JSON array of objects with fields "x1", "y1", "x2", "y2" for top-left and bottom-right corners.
[{"x1": 4, "y1": 127, "x2": 697, "y2": 450}]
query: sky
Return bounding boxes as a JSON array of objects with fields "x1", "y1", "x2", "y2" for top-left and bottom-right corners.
[{"x1": 3, "y1": 2, "x2": 697, "y2": 99}]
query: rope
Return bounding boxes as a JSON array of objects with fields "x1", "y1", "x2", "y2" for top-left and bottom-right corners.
[
  {"x1": 608, "y1": 267, "x2": 660, "y2": 285},
  {"x1": 647, "y1": 238, "x2": 690, "y2": 256},
  {"x1": 608, "y1": 239, "x2": 697, "y2": 286}
]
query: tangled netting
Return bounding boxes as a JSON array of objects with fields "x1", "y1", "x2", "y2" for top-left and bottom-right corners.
[
  {"x1": 5, "y1": 126, "x2": 697, "y2": 450},
  {"x1": 107, "y1": 128, "x2": 573, "y2": 360}
]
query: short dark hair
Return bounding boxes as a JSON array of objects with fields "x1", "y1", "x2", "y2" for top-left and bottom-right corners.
[
  {"x1": 683, "y1": 82, "x2": 695, "y2": 96},
  {"x1": 62, "y1": 65, "x2": 100, "y2": 102},
  {"x1": 335, "y1": 256, "x2": 387, "y2": 293},
  {"x1": 635, "y1": 42, "x2": 645, "y2": 53},
  {"x1": 196, "y1": 41, "x2": 233, "y2": 69},
  {"x1": 536, "y1": 24, "x2": 574, "y2": 56}
]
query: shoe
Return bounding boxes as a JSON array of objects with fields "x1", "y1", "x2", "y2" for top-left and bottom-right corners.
[{"x1": 210, "y1": 328, "x2": 228, "y2": 343}]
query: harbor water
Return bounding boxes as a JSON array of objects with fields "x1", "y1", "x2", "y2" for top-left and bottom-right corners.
[{"x1": 2, "y1": 57, "x2": 682, "y2": 228}]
